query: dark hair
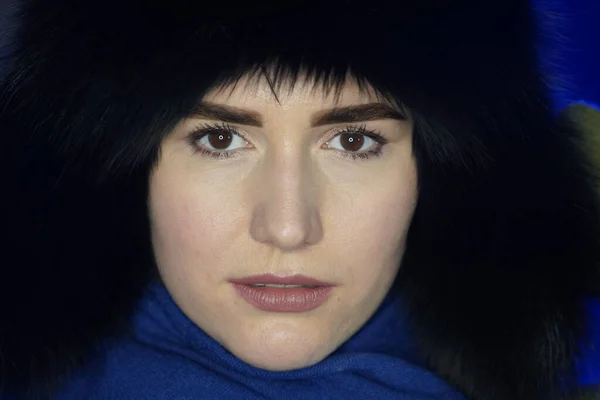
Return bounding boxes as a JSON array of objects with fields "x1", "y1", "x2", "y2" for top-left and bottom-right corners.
[{"x1": 1, "y1": 1, "x2": 598, "y2": 399}]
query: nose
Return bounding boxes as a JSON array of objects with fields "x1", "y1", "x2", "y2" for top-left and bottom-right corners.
[{"x1": 249, "y1": 151, "x2": 323, "y2": 251}]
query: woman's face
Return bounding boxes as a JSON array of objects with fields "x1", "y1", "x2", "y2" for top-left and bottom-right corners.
[{"x1": 149, "y1": 76, "x2": 418, "y2": 371}]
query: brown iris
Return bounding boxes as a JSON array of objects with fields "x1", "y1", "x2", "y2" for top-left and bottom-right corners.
[
  {"x1": 207, "y1": 132, "x2": 233, "y2": 149},
  {"x1": 339, "y1": 133, "x2": 365, "y2": 152}
]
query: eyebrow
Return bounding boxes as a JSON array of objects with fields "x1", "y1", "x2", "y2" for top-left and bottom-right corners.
[
  {"x1": 190, "y1": 102, "x2": 406, "y2": 127},
  {"x1": 191, "y1": 102, "x2": 264, "y2": 126}
]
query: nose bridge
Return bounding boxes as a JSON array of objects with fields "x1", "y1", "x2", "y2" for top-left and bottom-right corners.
[{"x1": 250, "y1": 148, "x2": 323, "y2": 251}]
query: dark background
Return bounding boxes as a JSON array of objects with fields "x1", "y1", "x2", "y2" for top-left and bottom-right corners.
[{"x1": 548, "y1": 0, "x2": 600, "y2": 107}]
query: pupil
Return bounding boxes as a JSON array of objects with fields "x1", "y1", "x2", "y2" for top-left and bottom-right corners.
[
  {"x1": 208, "y1": 132, "x2": 233, "y2": 149},
  {"x1": 340, "y1": 133, "x2": 364, "y2": 152}
]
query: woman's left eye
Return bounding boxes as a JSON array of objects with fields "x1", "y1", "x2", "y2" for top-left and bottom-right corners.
[
  {"x1": 327, "y1": 132, "x2": 377, "y2": 152},
  {"x1": 325, "y1": 128, "x2": 386, "y2": 159}
]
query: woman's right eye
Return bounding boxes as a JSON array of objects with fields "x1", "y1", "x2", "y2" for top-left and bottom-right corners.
[
  {"x1": 196, "y1": 131, "x2": 247, "y2": 151},
  {"x1": 188, "y1": 124, "x2": 250, "y2": 158}
]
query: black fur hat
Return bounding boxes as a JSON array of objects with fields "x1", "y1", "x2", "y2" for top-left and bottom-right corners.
[{"x1": 1, "y1": 1, "x2": 598, "y2": 399}]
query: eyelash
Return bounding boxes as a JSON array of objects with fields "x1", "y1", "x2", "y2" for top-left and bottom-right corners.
[{"x1": 186, "y1": 122, "x2": 388, "y2": 161}]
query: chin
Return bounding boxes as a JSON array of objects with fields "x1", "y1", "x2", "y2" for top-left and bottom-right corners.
[
  {"x1": 239, "y1": 349, "x2": 325, "y2": 372},
  {"x1": 227, "y1": 326, "x2": 332, "y2": 371}
]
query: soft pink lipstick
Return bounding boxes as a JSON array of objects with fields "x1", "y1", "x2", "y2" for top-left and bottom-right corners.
[{"x1": 229, "y1": 274, "x2": 334, "y2": 312}]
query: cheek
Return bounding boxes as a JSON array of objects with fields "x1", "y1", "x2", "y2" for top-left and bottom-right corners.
[
  {"x1": 328, "y1": 162, "x2": 417, "y2": 290},
  {"x1": 360, "y1": 183, "x2": 416, "y2": 255},
  {"x1": 148, "y1": 163, "x2": 246, "y2": 282}
]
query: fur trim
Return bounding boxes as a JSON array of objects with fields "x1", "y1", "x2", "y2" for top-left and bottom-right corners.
[{"x1": 1, "y1": 1, "x2": 598, "y2": 399}]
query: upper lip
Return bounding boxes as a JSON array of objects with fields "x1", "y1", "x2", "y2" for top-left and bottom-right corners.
[{"x1": 229, "y1": 274, "x2": 333, "y2": 287}]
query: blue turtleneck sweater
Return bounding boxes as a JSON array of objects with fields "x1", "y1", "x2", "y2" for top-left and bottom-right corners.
[
  {"x1": 54, "y1": 282, "x2": 466, "y2": 399},
  {"x1": 46, "y1": 283, "x2": 599, "y2": 399}
]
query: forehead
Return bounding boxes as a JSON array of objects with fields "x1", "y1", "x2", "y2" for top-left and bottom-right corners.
[{"x1": 202, "y1": 73, "x2": 390, "y2": 112}]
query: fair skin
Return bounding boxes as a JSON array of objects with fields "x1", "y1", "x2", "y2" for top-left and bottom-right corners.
[{"x1": 149, "y1": 75, "x2": 418, "y2": 371}]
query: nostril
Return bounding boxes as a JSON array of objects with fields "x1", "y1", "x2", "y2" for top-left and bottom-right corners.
[{"x1": 249, "y1": 203, "x2": 323, "y2": 250}]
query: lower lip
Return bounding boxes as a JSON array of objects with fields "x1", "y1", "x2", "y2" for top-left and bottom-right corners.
[{"x1": 231, "y1": 284, "x2": 333, "y2": 312}]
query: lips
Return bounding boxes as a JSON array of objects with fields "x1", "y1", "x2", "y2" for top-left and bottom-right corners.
[
  {"x1": 229, "y1": 274, "x2": 334, "y2": 313},
  {"x1": 230, "y1": 274, "x2": 331, "y2": 287}
]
